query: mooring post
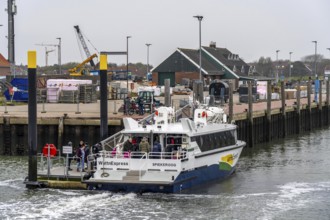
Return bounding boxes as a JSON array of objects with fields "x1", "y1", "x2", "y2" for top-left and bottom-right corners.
[
  {"x1": 280, "y1": 81, "x2": 286, "y2": 137},
  {"x1": 228, "y1": 80, "x2": 233, "y2": 123},
  {"x1": 327, "y1": 80, "x2": 330, "y2": 125},
  {"x1": 100, "y1": 54, "x2": 108, "y2": 140},
  {"x1": 318, "y1": 80, "x2": 323, "y2": 127},
  {"x1": 25, "y1": 51, "x2": 39, "y2": 189},
  {"x1": 165, "y1": 79, "x2": 171, "y2": 107},
  {"x1": 266, "y1": 80, "x2": 272, "y2": 141},
  {"x1": 307, "y1": 80, "x2": 312, "y2": 131},
  {"x1": 296, "y1": 80, "x2": 301, "y2": 134},
  {"x1": 248, "y1": 81, "x2": 254, "y2": 148}
]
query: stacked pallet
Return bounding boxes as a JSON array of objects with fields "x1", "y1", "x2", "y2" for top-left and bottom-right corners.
[
  {"x1": 79, "y1": 84, "x2": 97, "y2": 103},
  {"x1": 59, "y1": 90, "x2": 79, "y2": 103}
]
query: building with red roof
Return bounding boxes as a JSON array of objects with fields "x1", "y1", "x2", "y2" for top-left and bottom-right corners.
[{"x1": 0, "y1": 53, "x2": 10, "y2": 76}]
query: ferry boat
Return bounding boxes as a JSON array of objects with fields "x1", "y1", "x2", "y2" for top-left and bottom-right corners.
[{"x1": 84, "y1": 104, "x2": 246, "y2": 193}]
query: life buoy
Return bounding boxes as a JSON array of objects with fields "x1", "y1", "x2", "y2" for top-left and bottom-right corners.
[{"x1": 42, "y1": 144, "x2": 57, "y2": 157}]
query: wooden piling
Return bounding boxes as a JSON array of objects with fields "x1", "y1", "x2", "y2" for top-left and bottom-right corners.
[
  {"x1": 266, "y1": 80, "x2": 272, "y2": 142},
  {"x1": 164, "y1": 79, "x2": 171, "y2": 107},
  {"x1": 296, "y1": 80, "x2": 301, "y2": 134},
  {"x1": 57, "y1": 117, "x2": 64, "y2": 153},
  {"x1": 247, "y1": 81, "x2": 254, "y2": 148},
  {"x1": 228, "y1": 80, "x2": 233, "y2": 123},
  {"x1": 327, "y1": 80, "x2": 330, "y2": 125},
  {"x1": 307, "y1": 80, "x2": 312, "y2": 131},
  {"x1": 280, "y1": 81, "x2": 286, "y2": 137},
  {"x1": 318, "y1": 80, "x2": 323, "y2": 126}
]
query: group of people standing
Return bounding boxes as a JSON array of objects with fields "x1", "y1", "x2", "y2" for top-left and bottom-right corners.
[
  {"x1": 67, "y1": 140, "x2": 90, "y2": 172},
  {"x1": 122, "y1": 136, "x2": 161, "y2": 157}
]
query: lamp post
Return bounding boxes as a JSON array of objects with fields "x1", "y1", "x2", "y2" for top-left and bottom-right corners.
[
  {"x1": 146, "y1": 43, "x2": 152, "y2": 78},
  {"x1": 276, "y1": 50, "x2": 280, "y2": 82},
  {"x1": 56, "y1": 37, "x2": 61, "y2": 74},
  {"x1": 193, "y1": 15, "x2": 203, "y2": 83},
  {"x1": 126, "y1": 36, "x2": 131, "y2": 96},
  {"x1": 289, "y1": 52, "x2": 293, "y2": 78},
  {"x1": 312, "y1": 41, "x2": 317, "y2": 76},
  {"x1": 327, "y1": 48, "x2": 330, "y2": 57}
]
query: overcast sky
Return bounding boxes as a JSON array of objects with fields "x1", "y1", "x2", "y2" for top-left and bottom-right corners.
[{"x1": 0, "y1": 0, "x2": 329, "y2": 67}]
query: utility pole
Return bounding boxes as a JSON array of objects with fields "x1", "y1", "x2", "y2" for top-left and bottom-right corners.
[
  {"x1": 312, "y1": 41, "x2": 317, "y2": 76},
  {"x1": 276, "y1": 50, "x2": 280, "y2": 82},
  {"x1": 56, "y1": 37, "x2": 62, "y2": 74},
  {"x1": 146, "y1": 43, "x2": 151, "y2": 76},
  {"x1": 126, "y1": 36, "x2": 131, "y2": 96},
  {"x1": 193, "y1": 15, "x2": 203, "y2": 83},
  {"x1": 7, "y1": 0, "x2": 17, "y2": 76},
  {"x1": 289, "y1": 52, "x2": 293, "y2": 78}
]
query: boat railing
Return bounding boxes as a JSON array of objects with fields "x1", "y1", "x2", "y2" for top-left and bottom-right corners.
[
  {"x1": 100, "y1": 132, "x2": 123, "y2": 152},
  {"x1": 99, "y1": 103, "x2": 192, "y2": 152},
  {"x1": 99, "y1": 150, "x2": 187, "y2": 160},
  {"x1": 37, "y1": 153, "x2": 67, "y2": 177},
  {"x1": 138, "y1": 153, "x2": 148, "y2": 178}
]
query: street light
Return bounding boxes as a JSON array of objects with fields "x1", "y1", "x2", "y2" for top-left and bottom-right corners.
[
  {"x1": 193, "y1": 15, "x2": 203, "y2": 83},
  {"x1": 327, "y1": 48, "x2": 330, "y2": 57},
  {"x1": 276, "y1": 50, "x2": 280, "y2": 82},
  {"x1": 312, "y1": 41, "x2": 317, "y2": 76},
  {"x1": 126, "y1": 36, "x2": 131, "y2": 96},
  {"x1": 146, "y1": 43, "x2": 152, "y2": 79},
  {"x1": 289, "y1": 52, "x2": 293, "y2": 78}
]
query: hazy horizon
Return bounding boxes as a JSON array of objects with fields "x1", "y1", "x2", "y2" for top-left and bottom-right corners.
[{"x1": 0, "y1": 0, "x2": 329, "y2": 67}]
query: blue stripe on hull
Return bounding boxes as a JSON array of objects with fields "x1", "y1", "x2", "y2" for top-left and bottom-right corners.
[
  {"x1": 172, "y1": 164, "x2": 234, "y2": 192},
  {"x1": 86, "y1": 164, "x2": 235, "y2": 193}
]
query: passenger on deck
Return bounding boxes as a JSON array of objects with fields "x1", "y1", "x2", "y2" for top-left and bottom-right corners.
[
  {"x1": 123, "y1": 137, "x2": 134, "y2": 152},
  {"x1": 152, "y1": 137, "x2": 162, "y2": 158},
  {"x1": 139, "y1": 137, "x2": 150, "y2": 154},
  {"x1": 77, "y1": 141, "x2": 86, "y2": 172}
]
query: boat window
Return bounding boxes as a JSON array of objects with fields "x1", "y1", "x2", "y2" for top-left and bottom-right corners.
[{"x1": 193, "y1": 129, "x2": 237, "y2": 152}]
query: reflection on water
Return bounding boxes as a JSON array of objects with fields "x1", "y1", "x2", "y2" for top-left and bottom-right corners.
[{"x1": 1, "y1": 128, "x2": 330, "y2": 219}]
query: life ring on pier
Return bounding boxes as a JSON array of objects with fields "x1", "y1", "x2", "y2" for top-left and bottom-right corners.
[{"x1": 42, "y1": 144, "x2": 57, "y2": 157}]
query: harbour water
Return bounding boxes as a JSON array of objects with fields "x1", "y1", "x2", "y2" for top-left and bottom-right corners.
[{"x1": 1, "y1": 128, "x2": 330, "y2": 220}]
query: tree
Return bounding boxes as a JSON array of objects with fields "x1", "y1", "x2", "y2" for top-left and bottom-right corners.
[{"x1": 255, "y1": 57, "x2": 274, "y2": 77}]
